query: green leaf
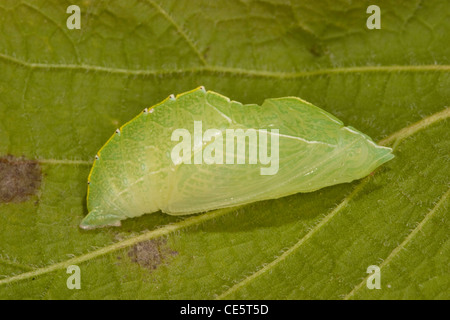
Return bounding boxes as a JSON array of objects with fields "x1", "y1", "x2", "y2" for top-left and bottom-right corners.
[{"x1": 0, "y1": 0, "x2": 448, "y2": 299}]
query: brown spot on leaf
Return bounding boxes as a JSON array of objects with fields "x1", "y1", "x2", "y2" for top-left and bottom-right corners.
[
  {"x1": 0, "y1": 155, "x2": 41, "y2": 203},
  {"x1": 127, "y1": 239, "x2": 178, "y2": 270},
  {"x1": 309, "y1": 43, "x2": 328, "y2": 57}
]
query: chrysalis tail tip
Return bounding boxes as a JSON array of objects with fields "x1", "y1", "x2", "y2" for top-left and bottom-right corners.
[
  {"x1": 79, "y1": 210, "x2": 122, "y2": 230},
  {"x1": 79, "y1": 220, "x2": 122, "y2": 230},
  {"x1": 375, "y1": 147, "x2": 395, "y2": 167}
]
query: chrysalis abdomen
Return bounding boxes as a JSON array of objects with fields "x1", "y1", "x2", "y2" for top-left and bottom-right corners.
[{"x1": 80, "y1": 87, "x2": 393, "y2": 229}]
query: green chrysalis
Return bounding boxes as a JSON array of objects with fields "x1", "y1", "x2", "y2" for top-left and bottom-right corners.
[{"x1": 80, "y1": 87, "x2": 394, "y2": 229}]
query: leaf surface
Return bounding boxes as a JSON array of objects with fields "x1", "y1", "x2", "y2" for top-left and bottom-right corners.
[{"x1": 0, "y1": 0, "x2": 448, "y2": 299}]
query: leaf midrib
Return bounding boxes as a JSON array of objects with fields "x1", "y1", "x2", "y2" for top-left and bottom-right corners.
[
  {"x1": 0, "y1": 107, "x2": 448, "y2": 288},
  {"x1": 1, "y1": 52, "x2": 449, "y2": 79}
]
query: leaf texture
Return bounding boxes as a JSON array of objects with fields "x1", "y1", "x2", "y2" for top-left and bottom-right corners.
[{"x1": 0, "y1": 0, "x2": 448, "y2": 299}]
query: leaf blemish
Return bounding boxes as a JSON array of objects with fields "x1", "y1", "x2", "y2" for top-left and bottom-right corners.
[
  {"x1": 309, "y1": 43, "x2": 328, "y2": 57},
  {"x1": 0, "y1": 155, "x2": 41, "y2": 203},
  {"x1": 126, "y1": 239, "x2": 178, "y2": 271}
]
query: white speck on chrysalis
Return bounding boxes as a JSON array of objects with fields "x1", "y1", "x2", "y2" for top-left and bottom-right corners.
[
  {"x1": 149, "y1": 109, "x2": 154, "y2": 114},
  {"x1": 143, "y1": 108, "x2": 148, "y2": 114},
  {"x1": 199, "y1": 86, "x2": 206, "y2": 93},
  {"x1": 169, "y1": 94, "x2": 176, "y2": 101},
  {"x1": 87, "y1": 181, "x2": 90, "y2": 185},
  {"x1": 115, "y1": 128, "x2": 121, "y2": 135},
  {"x1": 95, "y1": 155, "x2": 99, "y2": 160}
]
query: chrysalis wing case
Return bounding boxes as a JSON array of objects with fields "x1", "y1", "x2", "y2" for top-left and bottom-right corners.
[{"x1": 80, "y1": 87, "x2": 394, "y2": 229}]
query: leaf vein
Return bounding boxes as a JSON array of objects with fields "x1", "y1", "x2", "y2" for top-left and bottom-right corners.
[
  {"x1": 343, "y1": 187, "x2": 450, "y2": 299},
  {"x1": 0, "y1": 206, "x2": 239, "y2": 286},
  {"x1": 215, "y1": 179, "x2": 370, "y2": 299},
  {"x1": 0, "y1": 52, "x2": 449, "y2": 79},
  {"x1": 21, "y1": 3, "x2": 81, "y2": 64},
  {"x1": 145, "y1": 0, "x2": 207, "y2": 66},
  {"x1": 0, "y1": 108, "x2": 448, "y2": 288},
  {"x1": 215, "y1": 107, "x2": 450, "y2": 299}
]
